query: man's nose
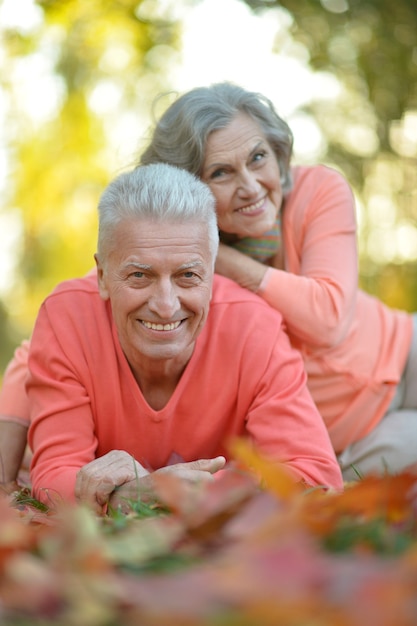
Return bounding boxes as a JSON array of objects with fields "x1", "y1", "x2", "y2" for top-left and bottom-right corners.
[{"x1": 148, "y1": 280, "x2": 180, "y2": 318}]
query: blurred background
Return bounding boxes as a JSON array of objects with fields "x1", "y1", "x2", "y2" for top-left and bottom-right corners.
[{"x1": 0, "y1": 0, "x2": 416, "y2": 376}]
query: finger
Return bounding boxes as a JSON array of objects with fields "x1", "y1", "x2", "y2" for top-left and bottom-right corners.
[
  {"x1": 184, "y1": 469, "x2": 216, "y2": 483},
  {"x1": 74, "y1": 451, "x2": 143, "y2": 508},
  {"x1": 208, "y1": 456, "x2": 227, "y2": 473},
  {"x1": 160, "y1": 457, "x2": 227, "y2": 479},
  {"x1": 74, "y1": 472, "x2": 110, "y2": 513},
  {"x1": 109, "y1": 491, "x2": 133, "y2": 514},
  {"x1": 186, "y1": 456, "x2": 227, "y2": 474}
]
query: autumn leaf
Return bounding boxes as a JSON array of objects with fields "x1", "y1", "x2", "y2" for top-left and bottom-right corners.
[
  {"x1": 150, "y1": 468, "x2": 258, "y2": 540},
  {"x1": 0, "y1": 497, "x2": 37, "y2": 571},
  {"x1": 229, "y1": 438, "x2": 304, "y2": 500},
  {"x1": 2, "y1": 458, "x2": 417, "y2": 624}
]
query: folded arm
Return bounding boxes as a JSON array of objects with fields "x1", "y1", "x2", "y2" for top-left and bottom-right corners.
[
  {"x1": 215, "y1": 167, "x2": 358, "y2": 348},
  {"x1": 76, "y1": 451, "x2": 226, "y2": 514}
]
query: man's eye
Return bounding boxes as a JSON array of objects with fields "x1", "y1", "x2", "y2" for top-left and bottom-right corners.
[
  {"x1": 183, "y1": 271, "x2": 196, "y2": 278},
  {"x1": 132, "y1": 271, "x2": 144, "y2": 278}
]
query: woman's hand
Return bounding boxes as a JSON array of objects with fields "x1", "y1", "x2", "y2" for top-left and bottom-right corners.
[{"x1": 215, "y1": 243, "x2": 268, "y2": 292}]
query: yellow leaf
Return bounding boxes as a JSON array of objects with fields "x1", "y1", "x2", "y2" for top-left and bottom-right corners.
[{"x1": 229, "y1": 438, "x2": 303, "y2": 500}]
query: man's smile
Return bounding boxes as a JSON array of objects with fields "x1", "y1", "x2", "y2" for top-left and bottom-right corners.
[{"x1": 140, "y1": 319, "x2": 183, "y2": 331}]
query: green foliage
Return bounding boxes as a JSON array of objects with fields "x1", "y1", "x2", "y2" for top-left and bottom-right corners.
[
  {"x1": 0, "y1": 301, "x2": 23, "y2": 375},
  {"x1": 245, "y1": 0, "x2": 417, "y2": 151},
  {"x1": 322, "y1": 515, "x2": 416, "y2": 555},
  {"x1": 360, "y1": 261, "x2": 417, "y2": 312},
  {"x1": 0, "y1": 0, "x2": 185, "y2": 368},
  {"x1": 1, "y1": 0, "x2": 417, "y2": 371},
  {"x1": 3, "y1": 466, "x2": 417, "y2": 625},
  {"x1": 105, "y1": 497, "x2": 166, "y2": 531},
  {"x1": 243, "y1": 0, "x2": 417, "y2": 310},
  {"x1": 12, "y1": 486, "x2": 50, "y2": 512}
]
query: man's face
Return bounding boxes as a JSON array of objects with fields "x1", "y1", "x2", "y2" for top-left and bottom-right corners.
[{"x1": 95, "y1": 218, "x2": 214, "y2": 368}]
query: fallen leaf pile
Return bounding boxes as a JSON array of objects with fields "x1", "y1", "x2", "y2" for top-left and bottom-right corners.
[{"x1": 2, "y1": 441, "x2": 417, "y2": 626}]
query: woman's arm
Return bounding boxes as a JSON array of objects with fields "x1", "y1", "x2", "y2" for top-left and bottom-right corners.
[
  {"x1": 215, "y1": 243, "x2": 269, "y2": 292},
  {"x1": 0, "y1": 340, "x2": 31, "y2": 489},
  {"x1": 0, "y1": 340, "x2": 31, "y2": 426},
  {"x1": 215, "y1": 166, "x2": 358, "y2": 348},
  {"x1": 0, "y1": 421, "x2": 28, "y2": 492}
]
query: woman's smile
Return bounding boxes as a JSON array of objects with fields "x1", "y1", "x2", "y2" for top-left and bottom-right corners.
[{"x1": 235, "y1": 196, "x2": 266, "y2": 216}]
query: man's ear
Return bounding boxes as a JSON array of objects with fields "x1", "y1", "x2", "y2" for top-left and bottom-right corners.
[{"x1": 94, "y1": 253, "x2": 110, "y2": 300}]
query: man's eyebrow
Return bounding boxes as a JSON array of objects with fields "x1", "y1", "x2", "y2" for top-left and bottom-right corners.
[
  {"x1": 123, "y1": 262, "x2": 152, "y2": 271},
  {"x1": 121, "y1": 260, "x2": 205, "y2": 272},
  {"x1": 180, "y1": 261, "x2": 205, "y2": 270}
]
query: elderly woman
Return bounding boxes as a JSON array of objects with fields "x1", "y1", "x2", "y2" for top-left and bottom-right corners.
[
  {"x1": 1, "y1": 82, "x2": 416, "y2": 485},
  {"x1": 139, "y1": 82, "x2": 416, "y2": 481}
]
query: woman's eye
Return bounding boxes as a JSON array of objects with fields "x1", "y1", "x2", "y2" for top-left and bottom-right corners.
[
  {"x1": 253, "y1": 150, "x2": 266, "y2": 163},
  {"x1": 210, "y1": 168, "x2": 227, "y2": 180}
]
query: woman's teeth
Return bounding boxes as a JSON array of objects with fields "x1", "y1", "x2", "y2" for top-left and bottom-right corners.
[{"x1": 237, "y1": 198, "x2": 264, "y2": 214}]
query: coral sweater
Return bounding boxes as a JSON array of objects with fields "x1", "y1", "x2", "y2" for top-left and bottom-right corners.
[
  {"x1": 259, "y1": 165, "x2": 412, "y2": 452},
  {"x1": 27, "y1": 272, "x2": 343, "y2": 501}
]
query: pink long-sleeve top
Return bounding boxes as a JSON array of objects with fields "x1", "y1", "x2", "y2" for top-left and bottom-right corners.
[
  {"x1": 258, "y1": 165, "x2": 412, "y2": 452},
  {"x1": 27, "y1": 272, "x2": 343, "y2": 502},
  {"x1": 0, "y1": 340, "x2": 31, "y2": 426}
]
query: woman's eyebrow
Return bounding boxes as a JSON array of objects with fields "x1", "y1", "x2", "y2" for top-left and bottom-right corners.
[{"x1": 249, "y1": 140, "x2": 267, "y2": 156}]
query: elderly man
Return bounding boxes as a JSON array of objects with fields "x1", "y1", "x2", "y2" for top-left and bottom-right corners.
[{"x1": 9, "y1": 164, "x2": 342, "y2": 511}]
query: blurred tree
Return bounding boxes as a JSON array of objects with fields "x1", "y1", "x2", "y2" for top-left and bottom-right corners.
[
  {"x1": 243, "y1": 0, "x2": 417, "y2": 310},
  {"x1": 0, "y1": 0, "x2": 187, "y2": 369},
  {"x1": 1, "y1": 0, "x2": 417, "y2": 375},
  {"x1": 0, "y1": 300, "x2": 21, "y2": 376}
]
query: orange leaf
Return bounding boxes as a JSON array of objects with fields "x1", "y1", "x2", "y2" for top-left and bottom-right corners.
[
  {"x1": 325, "y1": 472, "x2": 417, "y2": 522},
  {"x1": 229, "y1": 438, "x2": 304, "y2": 500}
]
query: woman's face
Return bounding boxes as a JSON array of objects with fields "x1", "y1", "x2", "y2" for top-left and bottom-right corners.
[{"x1": 201, "y1": 112, "x2": 283, "y2": 237}]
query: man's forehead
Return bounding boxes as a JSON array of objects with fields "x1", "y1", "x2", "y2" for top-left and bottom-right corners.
[
  {"x1": 117, "y1": 216, "x2": 207, "y2": 236},
  {"x1": 108, "y1": 218, "x2": 209, "y2": 260}
]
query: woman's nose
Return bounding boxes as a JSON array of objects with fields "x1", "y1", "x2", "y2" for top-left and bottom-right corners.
[{"x1": 237, "y1": 169, "x2": 260, "y2": 196}]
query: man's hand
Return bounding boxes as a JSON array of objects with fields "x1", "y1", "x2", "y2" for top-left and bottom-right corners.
[
  {"x1": 75, "y1": 451, "x2": 226, "y2": 515},
  {"x1": 74, "y1": 449, "x2": 149, "y2": 514},
  {"x1": 109, "y1": 456, "x2": 227, "y2": 513}
]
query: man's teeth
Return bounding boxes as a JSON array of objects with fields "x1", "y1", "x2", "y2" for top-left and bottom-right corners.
[
  {"x1": 141, "y1": 320, "x2": 182, "y2": 331},
  {"x1": 238, "y1": 198, "x2": 264, "y2": 214}
]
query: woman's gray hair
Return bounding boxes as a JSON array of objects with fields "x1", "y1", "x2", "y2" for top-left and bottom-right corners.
[
  {"x1": 140, "y1": 82, "x2": 294, "y2": 193},
  {"x1": 97, "y1": 163, "x2": 219, "y2": 262}
]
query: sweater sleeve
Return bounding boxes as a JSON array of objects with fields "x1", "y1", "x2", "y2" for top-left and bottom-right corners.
[
  {"x1": 243, "y1": 315, "x2": 343, "y2": 491},
  {"x1": 27, "y1": 303, "x2": 98, "y2": 504},
  {"x1": 259, "y1": 166, "x2": 358, "y2": 348},
  {"x1": 0, "y1": 340, "x2": 31, "y2": 426}
]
